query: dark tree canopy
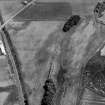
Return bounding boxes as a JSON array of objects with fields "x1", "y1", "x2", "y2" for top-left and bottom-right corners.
[{"x1": 62, "y1": 15, "x2": 81, "y2": 32}]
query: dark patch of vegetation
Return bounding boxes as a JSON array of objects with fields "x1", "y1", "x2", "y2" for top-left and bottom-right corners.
[
  {"x1": 41, "y1": 79, "x2": 56, "y2": 105},
  {"x1": 94, "y1": 1, "x2": 105, "y2": 17},
  {"x1": 62, "y1": 15, "x2": 81, "y2": 32}
]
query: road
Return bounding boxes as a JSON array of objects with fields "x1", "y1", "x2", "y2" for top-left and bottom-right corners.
[{"x1": 0, "y1": 13, "x2": 25, "y2": 105}]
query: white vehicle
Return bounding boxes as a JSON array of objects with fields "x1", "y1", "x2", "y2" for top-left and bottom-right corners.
[
  {"x1": 21, "y1": 0, "x2": 31, "y2": 5},
  {"x1": 0, "y1": 40, "x2": 6, "y2": 55}
]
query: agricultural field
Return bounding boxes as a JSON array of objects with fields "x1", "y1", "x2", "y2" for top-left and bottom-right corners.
[{"x1": 0, "y1": 0, "x2": 105, "y2": 105}]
